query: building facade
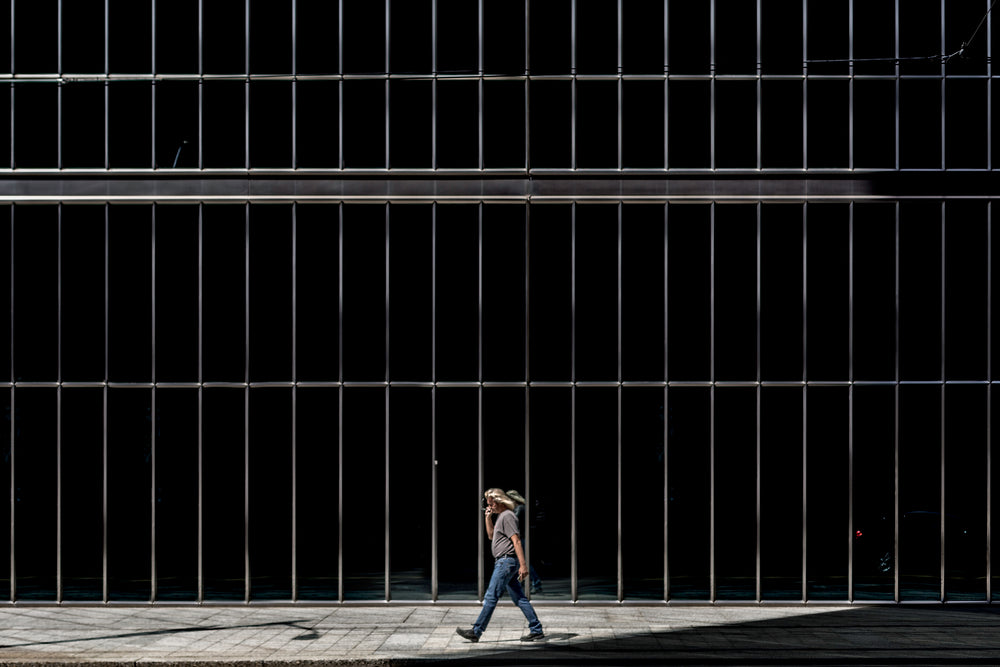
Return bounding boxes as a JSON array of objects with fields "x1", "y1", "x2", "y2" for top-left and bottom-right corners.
[{"x1": 2, "y1": 0, "x2": 999, "y2": 603}]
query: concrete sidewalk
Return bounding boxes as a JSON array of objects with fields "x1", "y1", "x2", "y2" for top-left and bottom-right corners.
[{"x1": 0, "y1": 603, "x2": 998, "y2": 665}]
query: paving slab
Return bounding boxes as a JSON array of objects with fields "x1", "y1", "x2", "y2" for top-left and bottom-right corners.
[{"x1": 0, "y1": 604, "x2": 997, "y2": 665}]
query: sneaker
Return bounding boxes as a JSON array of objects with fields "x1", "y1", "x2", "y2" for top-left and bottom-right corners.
[
  {"x1": 520, "y1": 631, "x2": 545, "y2": 642},
  {"x1": 455, "y1": 627, "x2": 479, "y2": 643}
]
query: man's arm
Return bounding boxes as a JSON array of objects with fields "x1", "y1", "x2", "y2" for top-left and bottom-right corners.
[
  {"x1": 485, "y1": 508, "x2": 494, "y2": 540},
  {"x1": 511, "y1": 533, "x2": 529, "y2": 580}
]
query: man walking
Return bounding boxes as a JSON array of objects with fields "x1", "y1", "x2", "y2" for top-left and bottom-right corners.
[{"x1": 455, "y1": 488, "x2": 544, "y2": 643}]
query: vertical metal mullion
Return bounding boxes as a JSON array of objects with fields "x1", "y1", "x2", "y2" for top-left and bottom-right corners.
[
  {"x1": 430, "y1": 203, "x2": 437, "y2": 601},
  {"x1": 291, "y1": 0, "x2": 297, "y2": 169},
  {"x1": 476, "y1": 202, "x2": 484, "y2": 599},
  {"x1": 338, "y1": 0, "x2": 343, "y2": 170},
  {"x1": 102, "y1": 204, "x2": 109, "y2": 604},
  {"x1": 989, "y1": 0, "x2": 994, "y2": 172},
  {"x1": 56, "y1": 205, "x2": 63, "y2": 603},
  {"x1": 848, "y1": 0, "x2": 854, "y2": 170},
  {"x1": 198, "y1": 0, "x2": 203, "y2": 170},
  {"x1": 432, "y1": 0, "x2": 437, "y2": 171},
  {"x1": 570, "y1": 202, "x2": 577, "y2": 601},
  {"x1": 337, "y1": 202, "x2": 344, "y2": 603},
  {"x1": 243, "y1": 203, "x2": 250, "y2": 604},
  {"x1": 616, "y1": 201, "x2": 622, "y2": 602},
  {"x1": 291, "y1": 203, "x2": 297, "y2": 602},
  {"x1": 523, "y1": 202, "x2": 530, "y2": 599},
  {"x1": 756, "y1": 0, "x2": 761, "y2": 170},
  {"x1": 104, "y1": 0, "x2": 109, "y2": 170},
  {"x1": 570, "y1": 0, "x2": 577, "y2": 171},
  {"x1": 384, "y1": 202, "x2": 390, "y2": 602},
  {"x1": 663, "y1": 0, "x2": 668, "y2": 170},
  {"x1": 801, "y1": 203, "x2": 808, "y2": 603},
  {"x1": 57, "y1": 0, "x2": 62, "y2": 170},
  {"x1": 150, "y1": 205, "x2": 157, "y2": 603},
  {"x1": 384, "y1": 0, "x2": 390, "y2": 171},
  {"x1": 848, "y1": 201, "x2": 855, "y2": 602},
  {"x1": 197, "y1": 203, "x2": 204, "y2": 604},
  {"x1": 9, "y1": 0, "x2": 14, "y2": 169},
  {"x1": 8, "y1": 206, "x2": 14, "y2": 602},
  {"x1": 988, "y1": 201, "x2": 993, "y2": 602},
  {"x1": 151, "y1": 0, "x2": 156, "y2": 169},
  {"x1": 524, "y1": 0, "x2": 530, "y2": 172},
  {"x1": 802, "y1": 0, "x2": 807, "y2": 169},
  {"x1": 755, "y1": 202, "x2": 761, "y2": 603},
  {"x1": 477, "y1": 0, "x2": 483, "y2": 171},
  {"x1": 709, "y1": 201, "x2": 716, "y2": 603},
  {"x1": 663, "y1": 202, "x2": 669, "y2": 602},
  {"x1": 940, "y1": 203, "x2": 946, "y2": 602},
  {"x1": 709, "y1": 0, "x2": 715, "y2": 170},
  {"x1": 894, "y1": 201, "x2": 900, "y2": 602},
  {"x1": 616, "y1": 0, "x2": 622, "y2": 172},
  {"x1": 894, "y1": 0, "x2": 899, "y2": 171},
  {"x1": 940, "y1": 0, "x2": 945, "y2": 171},
  {"x1": 244, "y1": 0, "x2": 250, "y2": 171}
]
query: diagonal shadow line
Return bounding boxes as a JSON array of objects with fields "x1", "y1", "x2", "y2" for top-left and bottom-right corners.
[{"x1": 0, "y1": 619, "x2": 317, "y2": 650}]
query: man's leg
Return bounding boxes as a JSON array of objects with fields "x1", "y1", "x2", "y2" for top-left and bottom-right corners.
[
  {"x1": 506, "y1": 573, "x2": 543, "y2": 636},
  {"x1": 470, "y1": 558, "x2": 515, "y2": 638}
]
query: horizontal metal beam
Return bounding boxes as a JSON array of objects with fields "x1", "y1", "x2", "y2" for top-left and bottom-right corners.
[{"x1": 0, "y1": 171, "x2": 996, "y2": 202}]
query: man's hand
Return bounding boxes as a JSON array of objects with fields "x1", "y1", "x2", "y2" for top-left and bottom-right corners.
[{"x1": 519, "y1": 564, "x2": 529, "y2": 581}]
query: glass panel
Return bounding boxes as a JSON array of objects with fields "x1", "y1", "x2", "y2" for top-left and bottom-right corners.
[
  {"x1": 761, "y1": 80, "x2": 803, "y2": 169},
  {"x1": 482, "y1": 204, "x2": 525, "y2": 382},
  {"x1": 154, "y1": 388, "x2": 198, "y2": 601},
  {"x1": 576, "y1": 0, "x2": 617, "y2": 74},
  {"x1": 853, "y1": 0, "x2": 895, "y2": 76},
  {"x1": 295, "y1": 81, "x2": 339, "y2": 168},
  {"x1": 805, "y1": 386, "x2": 849, "y2": 600},
  {"x1": 622, "y1": 0, "x2": 662, "y2": 74},
  {"x1": 154, "y1": 82, "x2": 198, "y2": 169},
  {"x1": 109, "y1": 206, "x2": 152, "y2": 383},
  {"x1": 715, "y1": 204, "x2": 756, "y2": 382},
  {"x1": 14, "y1": 84, "x2": 57, "y2": 169},
  {"x1": 13, "y1": 205, "x2": 57, "y2": 382},
  {"x1": 61, "y1": 0, "x2": 104, "y2": 74},
  {"x1": 483, "y1": 81, "x2": 525, "y2": 168},
  {"x1": 296, "y1": 204, "x2": 339, "y2": 382},
  {"x1": 61, "y1": 388, "x2": 103, "y2": 601},
  {"x1": 484, "y1": 0, "x2": 524, "y2": 75},
  {"x1": 342, "y1": 0, "x2": 384, "y2": 75},
  {"x1": 853, "y1": 81, "x2": 895, "y2": 169},
  {"x1": 108, "y1": 0, "x2": 150, "y2": 73},
  {"x1": 342, "y1": 80, "x2": 385, "y2": 169},
  {"x1": 900, "y1": 80, "x2": 941, "y2": 169},
  {"x1": 249, "y1": 82, "x2": 292, "y2": 168},
  {"x1": 0, "y1": 207, "x2": 7, "y2": 377},
  {"x1": 899, "y1": 201, "x2": 941, "y2": 381},
  {"x1": 528, "y1": 204, "x2": 571, "y2": 382},
  {"x1": 667, "y1": 81, "x2": 709, "y2": 168},
  {"x1": 61, "y1": 205, "x2": 105, "y2": 382},
  {"x1": 389, "y1": 204, "x2": 432, "y2": 382},
  {"x1": 296, "y1": 0, "x2": 339, "y2": 75},
  {"x1": 390, "y1": 0, "x2": 429, "y2": 74},
  {"x1": 13, "y1": 388, "x2": 57, "y2": 600},
  {"x1": 437, "y1": 0, "x2": 477, "y2": 74},
  {"x1": 667, "y1": 1, "x2": 709, "y2": 74},
  {"x1": 249, "y1": 0, "x2": 291, "y2": 74},
  {"x1": 249, "y1": 204, "x2": 292, "y2": 383},
  {"x1": 667, "y1": 387, "x2": 710, "y2": 600},
  {"x1": 342, "y1": 388, "x2": 385, "y2": 600},
  {"x1": 760, "y1": 0, "x2": 801, "y2": 75},
  {"x1": 575, "y1": 387, "x2": 617, "y2": 600},
  {"x1": 202, "y1": 82, "x2": 246, "y2": 168},
  {"x1": 109, "y1": 83, "x2": 152, "y2": 168},
  {"x1": 435, "y1": 388, "x2": 478, "y2": 600},
  {"x1": 760, "y1": 387, "x2": 803, "y2": 600},
  {"x1": 0, "y1": 389, "x2": 9, "y2": 601},
  {"x1": 714, "y1": 387, "x2": 756, "y2": 600},
  {"x1": 155, "y1": 0, "x2": 197, "y2": 74},
  {"x1": 528, "y1": 0, "x2": 569, "y2": 75},
  {"x1": 575, "y1": 204, "x2": 617, "y2": 382},
  {"x1": 715, "y1": 81, "x2": 757, "y2": 169},
  {"x1": 576, "y1": 81, "x2": 617, "y2": 169},
  {"x1": 761, "y1": 204, "x2": 803, "y2": 382},
  {"x1": 202, "y1": 0, "x2": 245, "y2": 75},
  {"x1": 107, "y1": 388, "x2": 152, "y2": 601},
  {"x1": 852, "y1": 385, "x2": 895, "y2": 601},
  {"x1": 154, "y1": 205, "x2": 199, "y2": 384},
  {"x1": 621, "y1": 386, "x2": 664, "y2": 599},
  {"x1": 992, "y1": 388, "x2": 1000, "y2": 601},
  {"x1": 806, "y1": 204, "x2": 849, "y2": 381},
  {"x1": 621, "y1": 204, "x2": 664, "y2": 381},
  {"x1": 898, "y1": 384, "x2": 941, "y2": 601},
  {"x1": 202, "y1": 388, "x2": 246, "y2": 601},
  {"x1": 898, "y1": 0, "x2": 939, "y2": 76},
  {"x1": 667, "y1": 203, "x2": 710, "y2": 381},
  {"x1": 715, "y1": 0, "x2": 756, "y2": 75},
  {"x1": 945, "y1": 80, "x2": 987, "y2": 169},
  {"x1": 202, "y1": 205, "x2": 246, "y2": 382},
  {"x1": 296, "y1": 388, "x2": 339, "y2": 600},
  {"x1": 388, "y1": 388, "x2": 431, "y2": 600},
  {"x1": 61, "y1": 83, "x2": 105, "y2": 168},
  {"x1": 946, "y1": 0, "x2": 987, "y2": 75},
  {"x1": 14, "y1": 0, "x2": 56, "y2": 74},
  {"x1": 944, "y1": 385, "x2": 987, "y2": 601},
  {"x1": 436, "y1": 205, "x2": 478, "y2": 383},
  {"x1": 807, "y1": 81, "x2": 849, "y2": 169},
  {"x1": 526, "y1": 388, "x2": 569, "y2": 599},
  {"x1": 249, "y1": 388, "x2": 292, "y2": 600},
  {"x1": 529, "y1": 81, "x2": 571, "y2": 168},
  {"x1": 342, "y1": 205, "x2": 385, "y2": 381},
  {"x1": 853, "y1": 203, "x2": 896, "y2": 382},
  {"x1": 806, "y1": 0, "x2": 848, "y2": 76},
  {"x1": 436, "y1": 80, "x2": 478, "y2": 168},
  {"x1": 622, "y1": 80, "x2": 663, "y2": 169},
  {"x1": 944, "y1": 201, "x2": 988, "y2": 381},
  {"x1": 389, "y1": 80, "x2": 431, "y2": 169}
]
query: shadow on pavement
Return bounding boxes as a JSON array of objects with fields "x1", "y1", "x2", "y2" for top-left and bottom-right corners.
[{"x1": 429, "y1": 605, "x2": 1000, "y2": 666}]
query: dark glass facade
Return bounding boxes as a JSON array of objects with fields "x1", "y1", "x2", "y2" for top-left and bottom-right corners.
[{"x1": 1, "y1": 0, "x2": 999, "y2": 603}]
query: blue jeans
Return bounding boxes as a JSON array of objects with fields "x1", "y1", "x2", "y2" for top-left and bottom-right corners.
[{"x1": 472, "y1": 555, "x2": 543, "y2": 637}]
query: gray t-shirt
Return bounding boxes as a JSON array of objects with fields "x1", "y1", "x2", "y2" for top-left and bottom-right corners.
[{"x1": 491, "y1": 509, "x2": 519, "y2": 558}]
